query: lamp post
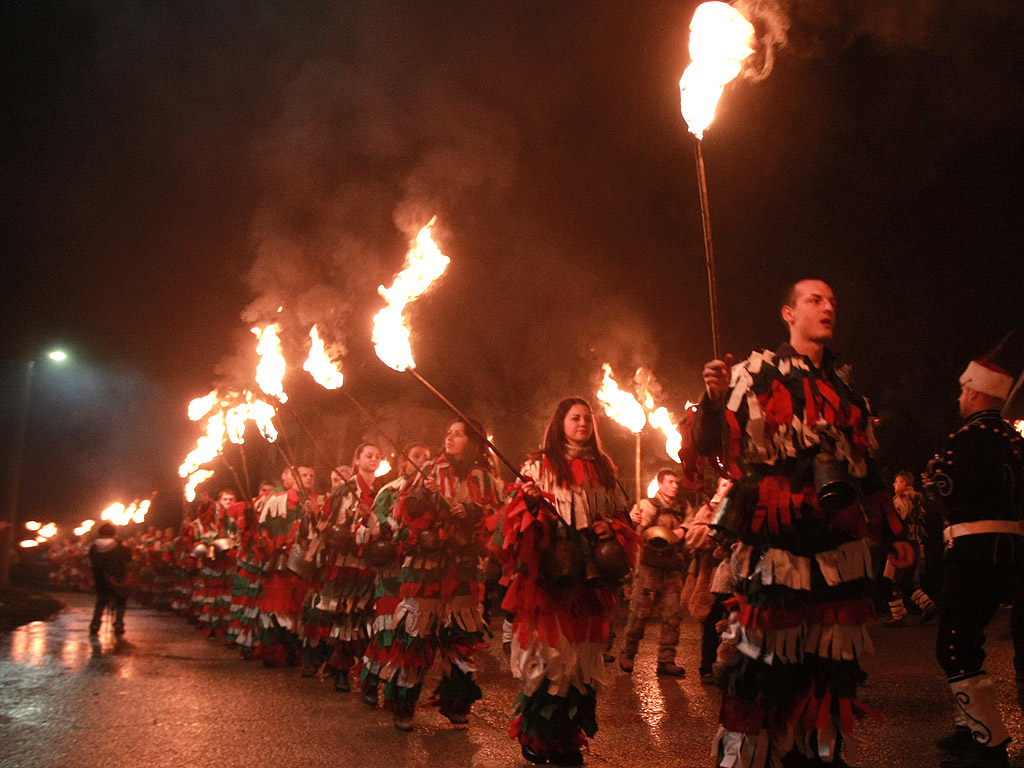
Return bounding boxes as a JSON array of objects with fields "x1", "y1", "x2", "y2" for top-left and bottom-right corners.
[{"x1": 0, "y1": 350, "x2": 68, "y2": 587}]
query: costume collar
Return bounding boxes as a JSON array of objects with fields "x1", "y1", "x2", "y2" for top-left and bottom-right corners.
[
  {"x1": 565, "y1": 444, "x2": 596, "y2": 461},
  {"x1": 776, "y1": 341, "x2": 836, "y2": 370}
]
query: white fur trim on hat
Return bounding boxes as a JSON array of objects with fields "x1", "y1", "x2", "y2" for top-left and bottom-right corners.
[{"x1": 959, "y1": 360, "x2": 1013, "y2": 400}]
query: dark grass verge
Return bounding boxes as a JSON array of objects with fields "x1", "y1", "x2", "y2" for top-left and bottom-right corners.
[{"x1": 0, "y1": 587, "x2": 65, "y2": 631}]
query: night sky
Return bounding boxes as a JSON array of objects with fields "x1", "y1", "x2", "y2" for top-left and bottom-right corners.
[{"x1": 3, "y1": 0, "x2": 1023, "y2": 533}]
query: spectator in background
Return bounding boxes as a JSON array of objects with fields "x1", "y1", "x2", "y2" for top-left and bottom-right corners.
[{"x1": 88, "y1": 522, "x2": 132, "y2": 636}]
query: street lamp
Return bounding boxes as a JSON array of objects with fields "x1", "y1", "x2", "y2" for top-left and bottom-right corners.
[{"x1": 0, "y1": 349, "x2": 69, "y2": 587}]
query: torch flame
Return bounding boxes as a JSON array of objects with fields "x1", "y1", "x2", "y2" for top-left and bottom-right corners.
[
  {"x1": 679, "y1": 1, "x2": 755, "y2": 140},
  {"x1": 184, "y1": 471, "x2": 214, "y2": 502},
  {"x1": 372, "y1": 217, "x2": 450, "y2": 371},
  {"x1": 74, "y1": 520, "x2": 95, "y2": 537},
  {"x1": 1015, "y1": 420, "x2": 1024, "y2": 438},
  {"x1": 133, "y1": 499, "x2": 151, "y2": 524},
  {"x1": 179, "y1": 409, "x2": 228, "y2": 478},
  {"x1": 38, "y1": 523, "x2": 58, "y2": 539},
  {"x1": 304, "y1": 325, "x2": 345, "y2": 390},
  {"x1": 375, "y1": 459, "x2": 392, "y2": 478},
  {"x1": 647, "y1": 476, "x2": 659, "y2": 498},
  {"x1": 188, "y1": 391, "x2": 219, "y2": 421},
  {"x1": 20, "y1": 540, "x2": 39, "y2": 549},
  {"x1": 252, "y1": 323, "x2": 288, "y2": 403},
  {"x1": 25, "y1": 520, "x2": 41, "y2": 532},
  {"x1": 596, "y1": 364, "x2": 646, "y2": 434},
  {"x1": 648, "y1": 406, "x2": 683, "y2": 461}
]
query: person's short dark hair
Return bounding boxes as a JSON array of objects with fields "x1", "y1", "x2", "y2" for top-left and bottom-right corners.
[
  {"x1": 656, "y1": 468, "x2": 680, "y2": 484},
  {"x1": 896, "y1": 470, "x2": 915, "y2": 486},
  {"x1": 97, "y1": 522, "x2": 116, "y2": 537},
  {"x1": 781, "y1": 281, "x2": 805, "y2": 312}
]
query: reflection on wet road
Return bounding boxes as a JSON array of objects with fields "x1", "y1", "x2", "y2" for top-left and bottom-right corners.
[{"x1": 2, "y1": 591, "x2": 1023, "y2": 767}]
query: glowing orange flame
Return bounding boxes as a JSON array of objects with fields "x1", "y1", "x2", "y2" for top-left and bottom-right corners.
[
  {"x1": 1015, "y1": 420, "x2": 1024, "y2": 438},
  {"x1": 133, "y1": 500, "x2": 151, "y2": 524},
  {"x1": 20, "y1": 540, "x2": 39, "y2": 549},
  {"x1": 100, "y1": 503, "x2": 126, "y2": 525},
  {"x1": 188, "y1": 391, "x2": 219, "y2": 421},
  {"x1": 648, "y1": 406, "x2": 682, "y2": 460},
  {"x1": 74, "y1": 520, "x2": 95, "y2": 537},
  {"x1": 679, "y1": 1, "x2": 755, "y2": 140},
  {"x1": 184, "y1": 471, "x2": 214, "y2": 502},
  {"x1": 375, "y1": 459, "x2": 392, "y2": 478},
  {"x1": 37, "y1": 523, "x2": 57, "y2": 539},
  {"x1": 179, "y1": 409, "x2": 227, "y2": 478},
  {"x1": 304, "y1": 325, "x2": 345, "y2": 389},
  {"x1": 372, "y1": 217, "x2": 450, "y2": 371},
  {"x1": 244, "y1": 394, "x2": 279, "y2": 442},
  {"x1": 24, "y1": 521, "x2": 41, "y2": 532},
  {"x1": 252, "y1": 323, "x2": 288, "y2": 402},
  {"x1": 99, "y1": 499, "x2": 152, "y2": 526},
  {"x1": 647, "y1": 476, "x2": 659, "y2": 498},
  {"x1": 596, "y1": 364, "x2": 646, "y2": 434}
]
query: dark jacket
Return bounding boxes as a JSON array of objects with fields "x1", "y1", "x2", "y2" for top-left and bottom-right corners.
[{"x1": 89, "y1": 537, "x2": 131, "y2": 591}]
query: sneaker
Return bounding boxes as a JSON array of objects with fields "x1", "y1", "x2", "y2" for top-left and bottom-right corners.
[
  {"x1": 657, "y1": 662, "x2": 686, "y2": 678},
  {"x1": 619, "y1": 656, "x2": 634, "y2": 673},
  {"x1": 393, "y1": 715, "x2": 414, "y2": 732},
  {"x1": 361, "y1": 691, "x2": 378, "y2": 708},
  {"x1": 920, "y1": 605, "x2": 939, "y2": 624}
]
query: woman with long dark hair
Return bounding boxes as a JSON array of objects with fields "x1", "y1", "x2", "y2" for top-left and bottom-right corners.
[
  {"x1": 362, "y1": 419, "x2": 504, "y2": 731},
  {"x1": 494, "y1": 397, "x2": 637, "y2": 766}
]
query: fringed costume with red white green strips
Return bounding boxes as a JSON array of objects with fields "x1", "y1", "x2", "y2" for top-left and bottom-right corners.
[
  {"x1": 257, "y1": 487, "x2": 316, "y2": 666},
  {"x1": 692, "y1": 345, "x2": 903, "y2": 768},
  {"x1": 225, "y1": 500, "x2": 266, "y2": 653},
  {"x1": 300, "y1": 473, "x2": 381, "y2": 675},
  {"x1": 361, "y1": 456, "x2": 504, "y2": 719},
  {"x1": 492, "y1": 451, "x2": 637, "y2": 759},
  {"x1": 188, "y1": 503, "x2": 234, "y2": 637},
  {"x1": 170, "y1": 525, "x2": 192, "y2": 615}
]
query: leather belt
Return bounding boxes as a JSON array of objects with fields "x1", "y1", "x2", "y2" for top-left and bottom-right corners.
[{"x1": 943, "y1": 519, "x2": 1024, "y2": 543}]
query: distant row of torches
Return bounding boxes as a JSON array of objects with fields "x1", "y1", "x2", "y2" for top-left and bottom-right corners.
[{"x1": 18, "y1": 499, "x2": 152, "y2": 549}]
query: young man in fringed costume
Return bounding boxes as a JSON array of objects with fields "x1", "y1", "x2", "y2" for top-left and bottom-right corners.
[{"x1": 695, "y1": 279, "x2": 907, "y2": 767}]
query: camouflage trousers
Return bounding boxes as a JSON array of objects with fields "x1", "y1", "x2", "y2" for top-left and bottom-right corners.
[{"x1": 622, "y1": 565, "x2": 684, "y2": 663}]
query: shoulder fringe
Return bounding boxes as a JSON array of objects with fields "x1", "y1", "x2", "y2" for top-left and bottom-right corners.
[
  {"x1": 815, "y1": 541, "x2": 872, "y2": 587},
  {"x1": 749, "y1": 548, "x2": 811, "y2": 591},
  {"x1": 711, "y1": 727, "x2": 771, "y2": 768},
  {"x1": 510, "y1": 630, "x2": 605, "y2": 699}
]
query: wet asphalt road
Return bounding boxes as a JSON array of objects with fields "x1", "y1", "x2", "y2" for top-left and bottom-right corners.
[{"x1": 2, "y1": 592, "x2": 1023, "y2": 768}]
